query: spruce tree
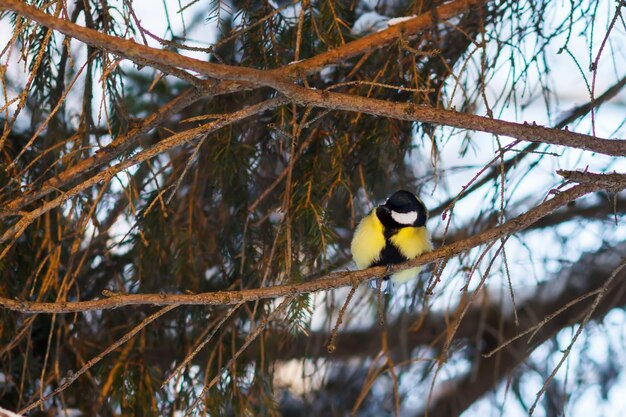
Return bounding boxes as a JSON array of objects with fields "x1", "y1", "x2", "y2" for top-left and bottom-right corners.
[{"x1": 0, "y1": 0, "x2": 625, "y2": 416}]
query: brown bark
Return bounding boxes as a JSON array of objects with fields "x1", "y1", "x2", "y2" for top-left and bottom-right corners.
[{"x1": 2, "y1": 178, "x2": 624, "y2": 314}]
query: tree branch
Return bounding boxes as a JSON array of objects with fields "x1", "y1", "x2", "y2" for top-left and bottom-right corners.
[
  {"x1": 429, "y1": 73, "x2": 626, "y2": 218},
  {"x1": 0, "y1": 97, "x2": 286, "y2": 245},
  {"x1": 558, "y1": 169, "x2": 626, "y2": 192},
  {"x1": 0, "y1": 0, "x2": 484, "y2": 90},
  {"x1": 0, "y1": 0, "x2": 277, "y2": 87},
  {"x1": 2, "y1": 177, "x2": 624, "y2": 314},
  {"x1": 267, "y1": 243, "x2": 626, "y2": 416},
  {"x1": 277, "y1": 87, "x2": 626, "y2": 156},
  {"x1": 2, "y1": 0, "x2": 624, "y2": 158},
  {"x1": 0, "y1": 407, "x2": 23, "y2": 417},
  {"x1": 0, "y1": 88, "x2": 203, "y2": 215},
  {"x1": 0, "y1": 0, "x2": 485, "y2": 217},
  {"x1": 276, "y1": 0, "x2": 485, "y2": 78}
]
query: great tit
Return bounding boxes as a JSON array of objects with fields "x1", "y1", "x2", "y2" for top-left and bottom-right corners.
[{"x1": 350, "y1": 190, "x2": 432, "y2": 292}]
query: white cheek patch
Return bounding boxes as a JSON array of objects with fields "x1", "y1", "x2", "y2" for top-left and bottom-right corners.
[{"x1": 391, "y1": 210, "x2": 417, "y2": 225}]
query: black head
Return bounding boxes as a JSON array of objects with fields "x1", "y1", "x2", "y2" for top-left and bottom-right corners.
[{"x1": 376, "y1": 190, "x2": 428, "y2": 229}]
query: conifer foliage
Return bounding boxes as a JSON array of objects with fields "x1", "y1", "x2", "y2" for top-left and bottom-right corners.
[{"x1": 0, "y1": 0, "x2": 625, "y2": 416}]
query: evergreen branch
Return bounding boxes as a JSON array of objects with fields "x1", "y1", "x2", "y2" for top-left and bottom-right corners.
[
  {"x1": 1, "y1": 1, "x2": 624, "y2": 414},
  {"x1": 9, "y1": 0, "x2": 624, "y2": 156},
  {"x1": 6, "y1": 0, "x2": 624, "y2": 156},
  {"x1": 0, "y1": 88, "x2": 203, "y2": 216},
  {"x1": 1, "y1": 0, "x2": 484, "y2": 93},
  {"x1": 280, "y1": 0, "x2": 485, "y2": 78},
  {"x1": 276, "y1": 85, "x2": 626, "y2": 157},
  {"x1": 0, "y1": 0, "x2": 274, "y2": 87},
  {"x1": 169, "y1": 0, "x2": 485, "y2": 95},
  {"x1": 160, "y1": 301, "x2": 244, "y2": 390},
  {"x1": 3, "y1": 178, "x2": 624, "y2": 314},
  {"x1": 187, "y1": 297, "x2": 292, "y2": 415},
  {"x1": 0, "y1": 97, "x2": 286, "y2": 246},
  {"x1": 1, "y1": 0, "x2": 622, "y2": 178},
  {"x1": 18, "y1": 305, "x2": 177, "y2": 414},
  {"x1": 2, "y1": 0, "x2": 624, "y2": 236},
  {"x1": 3, "y1": 79, "x2": 624, "y2": 219}
]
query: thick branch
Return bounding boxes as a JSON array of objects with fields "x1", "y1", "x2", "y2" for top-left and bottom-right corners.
[
  {"x1": 276, "y1": 0, "x2": 484, "y2": 78},
  {"x1": 0, "y1": 0, "x2": 278, "y2": 87},
  {"x1": 2, "y1": 0, "x2": 624, "y2": 158},
  {"x1": 3, "y1": 179, "x2": 624, "y2": 314},
  {"x1": 0, "y1": 0, "x2": 485, "y2": 216},
  {"x1": 0, "y1": 0, "x2": 483, "y2": 91},
  {"x1": 278, "y1": 87, "x2": 626, "y2": 156},
  {"x1": 558, "y1": 169, "x2": 626, "y2": 192},
  {"x1": 206, "y1": 0, "x2": 486, "y2": 96}
]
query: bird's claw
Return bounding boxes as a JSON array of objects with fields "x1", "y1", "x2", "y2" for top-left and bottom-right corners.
[{"x1": 368, "y1": 277, "x2": 393, "y2": 293}]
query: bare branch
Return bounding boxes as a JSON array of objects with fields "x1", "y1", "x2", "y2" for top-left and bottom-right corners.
[
  {"x1": 278, "y1": 87, "x2": 626, "y2": 156},
  {"x1": 0, "y1": 0, "x2": 275, "y2": 87},
  {"x1": 558, "y1": 169, "x2": 626, "y2": 192},
  {"x1": 420, "y1": 243, "x2": 626, "y2": 417},
  {"x1": 430, "y1": 73, "x2": 626, "y2": 218},
  {"x1": 0, "y1": 407, "x2": 23, "y2": 417}
]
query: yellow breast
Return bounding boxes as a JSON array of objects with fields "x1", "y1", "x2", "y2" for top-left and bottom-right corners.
[
  {"x1": 350, "y1": 210, "x2": 386, "y2": 269},
  {"x1": 389, "y1": 226, "x2": 432, "y2": 284},
  {"x1": 390, "y1": 226, "x2": 432, "y2": 259}
]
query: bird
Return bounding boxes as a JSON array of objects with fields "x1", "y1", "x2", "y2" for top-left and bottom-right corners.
[{"x1": 350, "y1": 190, "x2": 432, "y2": 293}]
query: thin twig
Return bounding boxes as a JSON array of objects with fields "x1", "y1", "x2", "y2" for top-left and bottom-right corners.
[
  {"x1": 528, "y1": 258, "x2": 626, "y2": 415},
  {"x1": 481, "y1": 289, "x2": 602, "y2": 358},
  {"x1": 19, "y1": 305, "x2": 177, "y2": 414},
  {"x1": 161, "y1": 302, "x2": 244, "y2": 389},
  {"x1": 186, "y1": 298, "x2": 292, "y2": 416},
  {"x1": 326, "y1": 284, "x2": 358, "y2": 353}
]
